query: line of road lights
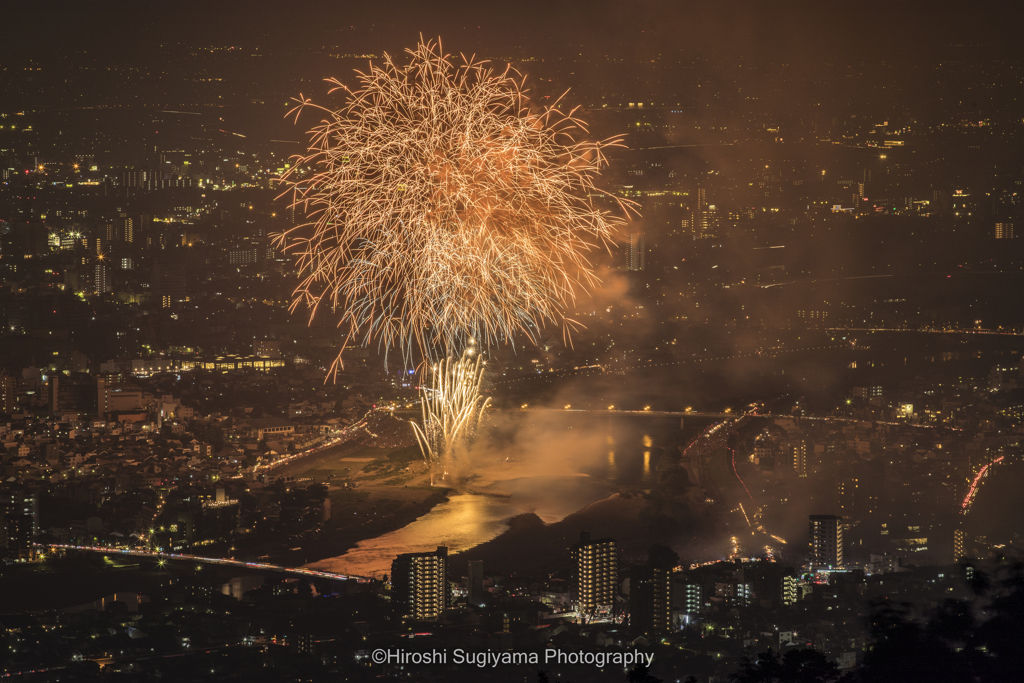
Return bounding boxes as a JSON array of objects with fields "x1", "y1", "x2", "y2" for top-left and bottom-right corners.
[{"x1": 517, "y1": 404, "x2": 729, "y2": 413}]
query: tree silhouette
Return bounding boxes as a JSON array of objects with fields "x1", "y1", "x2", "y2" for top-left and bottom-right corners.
[
  {"x1": 730, "y1": 647, "x2": 847, "y2": 683},
  {"x1": 858, "y1": 561, "x2": 1024, "y2": 683},
  {"x1": 628, "y1": 663, "x2": 663, "y2": 683}
]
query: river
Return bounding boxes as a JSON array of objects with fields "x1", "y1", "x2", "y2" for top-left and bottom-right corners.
[
  {"x1": 306, "y1": 413, "x2": 713, "y2": 576},
  {"x1": 308, "y1": 331, "x2": 1024, "y2": 576}
]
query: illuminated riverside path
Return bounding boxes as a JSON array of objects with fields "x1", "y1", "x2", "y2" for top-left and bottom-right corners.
[
  {"x1": 38, "y1": 544, "x2": 371, "y2": 582},
  {"x1": 233, "y1": 405, "x2": 391, "y2": 479}
]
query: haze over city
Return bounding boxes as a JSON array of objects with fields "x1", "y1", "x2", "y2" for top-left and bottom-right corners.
[{"x1": 1, "y1": 2, "x2": 1023, "y2": 682}]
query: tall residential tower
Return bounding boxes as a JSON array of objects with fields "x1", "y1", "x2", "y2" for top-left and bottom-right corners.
[
  {"x1": 391, "y1": 546, "x2": 450, "y2": 621},
  {"x1": 571, "y1": 532, "x2": 619, "y2": 618},
  {"x1": 808, "y1": 515, "x2": 844, "y2": 569}
]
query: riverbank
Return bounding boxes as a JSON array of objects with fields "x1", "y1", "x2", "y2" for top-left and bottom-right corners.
[
  {"x1": 271, "y1": 485, "x2": 450, "y2": 567},
  {"x1": 301, "y1": 471, "x2": 631, "y2": 576},
  {"x1": 249, "y1": 441, "x2": 454, "y2": 567},
  {"x1": 448, "y1": 492, "x2": 688, "y2": 576}
]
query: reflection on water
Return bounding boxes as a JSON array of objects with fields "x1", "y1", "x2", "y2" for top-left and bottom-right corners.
[
  {"x1": 309, "y1": 476, "x2": 611, "y2": 577},
  {"x1": 308, "y1": 415, "x2": 714, "y2": 577},
  {"x1": 309, "y1": 494, "x2": 519, "y2": 577},
  {"x1": 584, "y1": 426, "x2": 671, "y2": 485}
]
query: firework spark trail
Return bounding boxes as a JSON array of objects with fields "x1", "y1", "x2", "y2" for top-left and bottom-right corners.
[
  {"x1": 274, "y1": 38, "x2": 635, "y2": 371},
  {"x1": 410, "y1": 347, "x2": 492, "y2": 484}
]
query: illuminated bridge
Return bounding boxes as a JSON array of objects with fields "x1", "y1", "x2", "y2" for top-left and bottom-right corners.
[
  {"x1": 491, "y1": 408, "x2": 736, "y2": 418},
  {"x1": 39, "y1": 544, "x2": 371, "y2": 583}
]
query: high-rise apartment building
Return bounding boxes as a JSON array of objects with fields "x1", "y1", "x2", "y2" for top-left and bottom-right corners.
[
  {"x1": 391, "y1": 546, "x2": 450, "y2": 621},
  {"x1": 109, "y1": 212, "x2": 135, "y2": 245},
  {"x1": 570, "y1": 532, "x2": 618, "y2": 617},
  {"x1": 781, "y1": 572, "x2": 799, "y2": 606},
  {"x1": 94, "y1": 262, "x2": 111, "y2": 294},
  {"x1": 0, "y1": 485, "x2": 39, "y2": 538},
  {"x1": 97, "y1": 376, "x2": 109, "y2": 419},
  {"x1": 695, "y1": 207, "x2": 720, "y2": 240},
  {"x1": 792, "y1": 442, "x2": 807, "y2": 477},
  {"x1": 229, "y1": 245, "x2": 259, "y2": 266},
  {"x1": 152, "y1": 260, "x2": 188, "y2": 308},
  {"x1": 0, "y1": 375, "x2": 16, "y2": 414},
  {"x1": 808, "y1": 515, "x2": 844, "y2": 569},
  {"x1": 467, "y1": 560, "x2": 484, "y2": 607},
  {"x1": 675, "y1": 578, "x2": 702, "y2": 617},
  {"x1": 0, "y1": 511, "x2": 32, "y2": 560},
  {"x1": 46, "y1": 374, "x2": 59, "y2": 413},
  {"x1": 628, "y1": 232, "x2": 645, "y2": 271},
  {"x1": 629, "y1": 548, "x2": 673, "y2": 634},
  {"x1": 836, "y1": 464, "x2": 867, "y2": 518}
]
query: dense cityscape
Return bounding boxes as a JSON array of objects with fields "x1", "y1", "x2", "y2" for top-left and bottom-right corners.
[{"x1": 2, "y1": 2, "x2": 1024, "y2": 682}]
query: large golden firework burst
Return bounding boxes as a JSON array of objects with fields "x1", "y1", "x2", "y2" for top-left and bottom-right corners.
[{"x1": 275, "y1": 39, "x2": 635, "y2": 374}]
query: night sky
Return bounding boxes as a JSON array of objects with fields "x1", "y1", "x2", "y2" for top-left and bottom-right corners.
[{"x1": 6, "y1": 1, "x2": 1024, "y2": 61}]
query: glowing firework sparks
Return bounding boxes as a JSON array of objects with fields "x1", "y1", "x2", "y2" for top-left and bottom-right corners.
[
  {"x1": 276, "y1": 39, "x2": 635, "y2": 482},
  {"x1": 274, "y1": 38, "x2": 635, "y2": 370},
  {"x1": 411, "y1": 347, "x2": 492, "y2": 484},
  {"x1": 729, "y1": 536, "x2": 740, "y2": 561}
]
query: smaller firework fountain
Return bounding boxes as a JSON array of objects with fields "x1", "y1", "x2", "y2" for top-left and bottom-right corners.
[{"x1": 411, "y1": 343, "x2": 492, "y2": 485}]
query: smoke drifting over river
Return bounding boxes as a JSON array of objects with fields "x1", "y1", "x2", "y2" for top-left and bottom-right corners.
[{"x1": 309, "y1": 409, "x2": 693, "y2": 576}]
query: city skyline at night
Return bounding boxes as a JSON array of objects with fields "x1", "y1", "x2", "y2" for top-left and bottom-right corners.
[{"x1": 2, "y1": 2, "x2": 1024, "y2": 682}]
